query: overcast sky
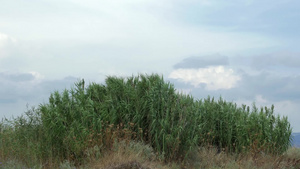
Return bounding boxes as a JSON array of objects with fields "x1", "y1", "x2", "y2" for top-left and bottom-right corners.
[{"x1": 1, "y1": 0, "x2": 300, "y2": 132}]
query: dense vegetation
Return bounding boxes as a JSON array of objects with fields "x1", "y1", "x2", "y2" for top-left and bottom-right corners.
[{"x1": 0, "y1": 74, "x2": 294, "y2": 168}]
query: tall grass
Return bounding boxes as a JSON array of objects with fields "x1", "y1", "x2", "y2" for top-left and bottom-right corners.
[
  {"x1": 196, "y1": 98, "x2": 292, "y2": 155},
  {"x1": 0, "y1": 74, "x2": 293, "y2": 167}
]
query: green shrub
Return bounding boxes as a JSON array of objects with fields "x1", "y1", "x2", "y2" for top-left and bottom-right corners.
[
  {"x1": 195, "y1": 98, "x2": 292, "y2": 155},
  {"x1": 0, "y1": 73, "x2": 293, "y2": 167}
]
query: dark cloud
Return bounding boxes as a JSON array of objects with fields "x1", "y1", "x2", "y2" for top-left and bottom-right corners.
[
  {"x1": 0, "y1": 72, "x2": 35, "y2": 82},
  {"x1": 0, "y1": 99, "x2": 16, "y2": 104},
  {"x1": 0, "y1": 72, "x2": 36, "y2": 103},
  {"x1": 38, "y1": 76, "x2": 78, "y2": 93},
  {"x1": 230, "y1": 71, "x2": 300, "y2": 102},
  {"x1": 173, "y1": 54, "x2": 229, "y2": 69},
  {"x1": 251, "y1": 52, "x2": 300, "y2": 69},
  {"x1": 0, "y1": 73, "x2": 78, "y2": 118}
]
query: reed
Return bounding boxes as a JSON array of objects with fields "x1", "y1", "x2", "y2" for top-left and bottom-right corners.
[{"x1": 0, "y1": 74, "x2": 293, "y2": 167}]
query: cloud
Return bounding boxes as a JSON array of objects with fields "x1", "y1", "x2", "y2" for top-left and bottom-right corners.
[
  {"x1": 0, "y1": 32, "x2": 17, "y2": 58},
  {"x1": 0, "y1": 72, "x2": 35, "y2": 82},
  {"x1": 275, "y1": 100, "x2": 300, "y2": 132},
  {"x1": 251, "y1": 52, "x2": 300, "y2": 69},
  {"x1": 174, "y1": 54, "x2": 229, "y2": 69},
  {"x1": 238, "y1": 72, "x2": 300, "y2": 102},
  {"x1": 0, "y1": 71, "x2": 78, "y2": 118},
  {"x1": 0, "y1": 72, "x2": 76, "y2": 97},
  {"x1": 0, "y1": 0, "x2": 279, "y2": 50},
  {"x1": 169, "y1": 66, "x2": 240, "y2": 90},
  {"x1": 0, "y1": 1, "x2": 282, "y2": 82},
  {"x1": 0, "y1": 72, "x2": 44, "y2": 103},
  {"x1": 1, "y1": 0, "x2": 299, "y2": 132},
  {"x1": 179, "y1": 0, "x2": 300, "y2": 37},
  {"x1": 0, "y1": 33, "x2": 15, "y2": 46}
]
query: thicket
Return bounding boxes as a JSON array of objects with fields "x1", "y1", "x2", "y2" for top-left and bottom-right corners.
[{"x1": 0, "y1": 74, "x2": 292, "y2": 167}]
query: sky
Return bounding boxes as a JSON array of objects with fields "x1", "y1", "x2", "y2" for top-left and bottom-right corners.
[{"x1": 0, "y1": 0, "x2": 300, "y2": 132}]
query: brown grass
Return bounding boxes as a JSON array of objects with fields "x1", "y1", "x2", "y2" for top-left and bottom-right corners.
[
  {"x1": 84, "y1": 141, "x2": 300, "y2": 169},
  {"x1": 87, "y1": 141, "x2": 174, "y2": 169},
  {"x1": 1, "y1": 139, "x2": 299, "y2": 168},
  {"x1": 187, "y1": 146, "x2": 300, "y2": 169}
]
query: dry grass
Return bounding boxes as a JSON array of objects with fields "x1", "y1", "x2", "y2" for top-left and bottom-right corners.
[
  {"x1": 187, "y1": 146, "x2": 300, "y2": 169},
  {"x1": 84, "y1": 141, "x2": 300, "y2": 169},
  {"x1": 1, "y1": 139, "x2": 299, "y2": 169},
  {"x1": 87, "y1": 141, "x2": 176, "y2": 169}
]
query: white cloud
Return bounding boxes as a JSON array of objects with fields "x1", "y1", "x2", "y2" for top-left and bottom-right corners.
[
  {"x1": 0, "y1": 33, "x2": 16, "y2": 46},
  {"x1": 29, "y1": 71, "x2": 45, "y2": 84},
  {"x1": 0, "y1": 33, "x2": 10, "y2": 46},
  {"x1": 0, "y1": 32, "x2": 17, "y2": 58},
  {"x1": 255, "y1": 95, "x2": 268, "y2": 104},
  {"x1": 169, "y1": 66, "x2": 240, "y2": 90}
]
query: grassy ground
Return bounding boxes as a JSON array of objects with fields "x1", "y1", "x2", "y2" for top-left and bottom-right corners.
[
  {"x1": 88, "y1": 142, "x2": 300, "y2": 169},
  {"x1": 86, "y1": 143, "x2": 300, "y2": 169},
  {"x1": 1, "y1": 140, "x2": 299, "y2": 169}
]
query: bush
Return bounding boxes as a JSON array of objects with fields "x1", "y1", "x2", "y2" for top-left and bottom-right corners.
[{"x1": 0, "y1": 73, "x2": 293, "y2": 167}]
